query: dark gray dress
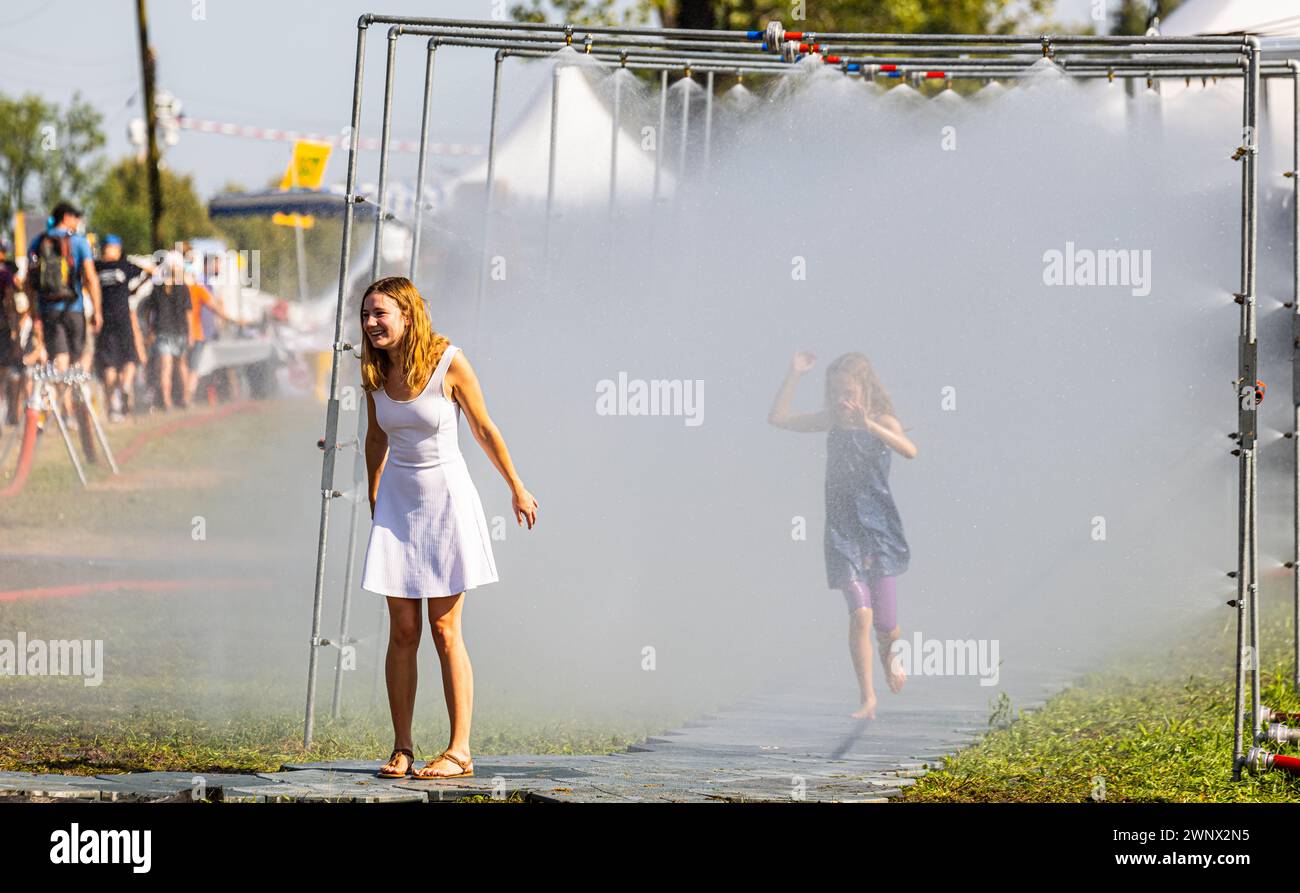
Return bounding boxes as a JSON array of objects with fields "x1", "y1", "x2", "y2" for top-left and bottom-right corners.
[{"x1": 824, "y1": 425, "x2": 911, "y2": 588}]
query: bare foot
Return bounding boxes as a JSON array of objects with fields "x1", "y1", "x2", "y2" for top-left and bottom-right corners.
[
  {"x1": 850, "y1": 695, "x2": 877, "y2": 719},
  {"x1": 412, "y1": 749, "x2": 474, "y2": 779},
  {"x1": 879, "y1": 640, "x2": 906, "y2": 694}
]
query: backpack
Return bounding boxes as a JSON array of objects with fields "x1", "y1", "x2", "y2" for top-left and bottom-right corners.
[{"x1": 30, "y1": 232, "x2": 74, "y2": 304}]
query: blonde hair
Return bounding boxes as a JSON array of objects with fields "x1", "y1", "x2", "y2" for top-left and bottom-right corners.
[
  {"x1": 359, "y1": 276, "x2": 449, "y2": 394},
  {"x1": 824, "y1": 352, "x2": 896, "y2": 421}
]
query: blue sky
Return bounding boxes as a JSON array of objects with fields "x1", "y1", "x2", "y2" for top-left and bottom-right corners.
[{"x1": 3, "y1": 0, "x2": 1100, "y2": 201}]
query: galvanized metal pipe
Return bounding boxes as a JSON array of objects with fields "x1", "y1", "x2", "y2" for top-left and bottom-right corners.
[
  {"x1": 678, "y1": 73, "x2": 691, "y2": 182},
  {"x1": 327, "y1": 26, "x2": 400, "y2": 727},
  {"x1": 305, "y1": 17, "x2": 368, "y2": 750},
  {"x1": 409, "y1": 39, "x2": 438, "y2": 282},
  {"x1": 1292, "y1": 60, "x2": 1300, "y2": 694},
  {"x1": 544, "y1": 62, "x2": 562, "y2": 284},
  {"x1": 473, "y1": 49, "x2": 505, "y2": 346},
  {"x1": 654, "y1": 69, "x2": 667, "y2": 203},
  {"x1": 703, "y1": 70, "x2": 714, "y2": 177},
  {"x1": 609, "y1": 64, "x2": 622, "y2": 220}
]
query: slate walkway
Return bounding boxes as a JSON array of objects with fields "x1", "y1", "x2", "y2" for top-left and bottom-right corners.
[{"x1": 0, "y1": 668, "x2": 1075, "y2": 803}]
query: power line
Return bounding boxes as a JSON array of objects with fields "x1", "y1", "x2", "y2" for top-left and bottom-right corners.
[{"x1": 0, "y1": 0, "x2": 59, "y2": 28}]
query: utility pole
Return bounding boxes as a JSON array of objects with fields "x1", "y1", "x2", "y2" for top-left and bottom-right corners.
[{"x1": 135, "y1": 0, "x2": 163, "y2": 250}]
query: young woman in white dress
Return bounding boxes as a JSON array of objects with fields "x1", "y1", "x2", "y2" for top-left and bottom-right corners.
[{"x1": 358, "y1": 276, "x2": 538, "y2": 780}]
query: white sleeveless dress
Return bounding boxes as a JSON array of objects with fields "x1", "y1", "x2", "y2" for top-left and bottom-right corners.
[{"x1": 360, "y1": 345, "x2": 499, "y2": 599}]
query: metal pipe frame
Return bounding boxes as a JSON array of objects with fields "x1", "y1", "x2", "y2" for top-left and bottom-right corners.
[{"x1": 307, "y1": 21, "x2": 1270, "y2": 785}]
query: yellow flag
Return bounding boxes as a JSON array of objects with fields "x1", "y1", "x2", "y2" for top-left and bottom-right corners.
[
  {"x1": 273, "y1": 212, "x2": 315, "y2": 229},
  {"x1": 279, "y1": 140, "x2": 332, "y2": 191}
]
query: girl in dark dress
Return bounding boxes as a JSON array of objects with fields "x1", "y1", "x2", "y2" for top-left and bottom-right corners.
[{"x1": 769, "y1": 350, "x2": 917, "y2": 719}]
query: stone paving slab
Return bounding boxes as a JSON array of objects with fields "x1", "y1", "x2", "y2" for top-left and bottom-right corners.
[{"x1": 0, "y1": 670, "x2": 1072, "y2": 802}]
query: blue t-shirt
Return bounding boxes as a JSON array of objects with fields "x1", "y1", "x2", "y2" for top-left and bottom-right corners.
[{"x1": 27, "y1": 226, "x2": 93, "y2": 312}]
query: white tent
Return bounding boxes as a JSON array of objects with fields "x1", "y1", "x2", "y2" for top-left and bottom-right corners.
[
  {"x1": 451, "y1": 61, "x2": 675, "y2": 210},
  {"x1": 1160, "y1": 0, "x2": 1300, "y2": 37}
]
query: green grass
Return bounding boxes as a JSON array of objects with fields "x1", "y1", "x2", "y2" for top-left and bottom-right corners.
[{"x1": 904, "y1": 590, "x2": 1300, "y2": 802}]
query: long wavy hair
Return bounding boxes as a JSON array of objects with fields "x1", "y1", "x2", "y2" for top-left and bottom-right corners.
[
  {"x1": 824, "y1": 352, "x2": 896, "y2": 421},
  {"x1": 359, "y1": 277, "x2": 449, "y2": 394}
]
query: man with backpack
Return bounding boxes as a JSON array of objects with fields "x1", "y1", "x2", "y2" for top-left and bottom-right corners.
[{"x1": 26, "y1": 202, "x2": 102, "y2": 430}]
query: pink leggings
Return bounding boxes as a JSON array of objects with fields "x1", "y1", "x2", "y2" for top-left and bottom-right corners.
[{"x1": 841, "y1": 575, "x2": 898, "y2": 633}]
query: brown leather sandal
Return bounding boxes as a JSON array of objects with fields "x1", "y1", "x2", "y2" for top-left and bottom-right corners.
[
  {"x1": 377, "y1": 748, "x2": 415, "y2": 778},
  {"x1": 412, "y1": 750, "x2": 474, "y2": 779}
]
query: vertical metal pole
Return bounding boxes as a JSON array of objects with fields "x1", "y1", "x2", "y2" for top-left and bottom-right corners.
[
  {"x1": 1233, "y1": 41, "x2": 1261, "y2": 777},
  {"x1": 678, "y1": 73, "x2": 692, "y2": 179},
  {"x1": 1247, "y1": 43, "x2": 1262, "y2": 755},
  {"x1": 409, "y1": 39, "x2": 438, "y2": 283},
  {"x1": 305, "y1": 17, "x2": 368, "y2": 750},
  {"x1": 544, "y1": 61, "x2": 562, "y2": 283},
  {"x1": 609, "y1": 67, "x2": 622, "y2": 220},
  {"x1": 653, "y1": 70, "x2": 667, "y2": 203},
  {"x1": 703, "y1": 70, "x2": 714, "y2": 176},
  {"x1": 328, "y1": 26, "x2": 400, "y2": 723},
  {"x1": 1292, "y1": 62, "x2": 1300, "y2": 693},
  {"x1": 473, "y1": 50, "x2": 505, "y2": 346}
]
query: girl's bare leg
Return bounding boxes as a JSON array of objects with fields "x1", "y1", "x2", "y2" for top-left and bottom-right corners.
[
  {"x1": 415, "y1": 593, "x2": 474, "y2": 776},
  {"x1": 379, "y1": 597, "x2": 421, "y2": 776},
  {"x1": 849, "y1": 606, "x2": 877, "y2": 719}
]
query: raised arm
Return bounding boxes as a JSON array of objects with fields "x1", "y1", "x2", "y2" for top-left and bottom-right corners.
[
  {"x1": 768, "y1": 351, "x2": 831, "y2": 432},
  {"x1": 364, "y1": 390, "x2": 389, "y2": 519},
  {"x1": 446, "y1": 350, "x2": 538, "y2": 529}
]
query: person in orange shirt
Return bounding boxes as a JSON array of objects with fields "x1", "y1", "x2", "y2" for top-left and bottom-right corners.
[{"x1": 182, "y1": 261, "x2": 243, "y2": 406}]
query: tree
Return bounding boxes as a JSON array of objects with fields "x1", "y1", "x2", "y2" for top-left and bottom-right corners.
[
  {"x1": 38, "y1": 95, "x2": 107, "y2": 215},
  {"x1": 0, "y1": 91, "x2": 105, "y2": 225},
  {"x1": 86, "y1": 157, "x2": 218, "y2": 255}
]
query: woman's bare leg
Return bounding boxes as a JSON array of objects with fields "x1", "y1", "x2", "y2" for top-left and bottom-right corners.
[
  {"x1": 380, "y1": 596, "x2": 421, "y2": 775},
  {"x1": 415, "y1": 592, "x2": 473, "y2": 776},
  {"x1": 849, "y1": 606, "x2": 877, "y2": 719}
]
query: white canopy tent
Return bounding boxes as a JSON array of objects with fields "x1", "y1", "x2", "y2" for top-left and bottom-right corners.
[
  {"x1": 450, "y1": 62, "x2": 676, "y2": 210},
  {"x1": 1159, "y1": 0, "x2": 1300, "y2": 38}
]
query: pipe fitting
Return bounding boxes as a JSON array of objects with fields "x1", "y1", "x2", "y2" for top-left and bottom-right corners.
[
  {"x1": 765, "y1": 21, "x2": 784, "y2": 51},
  {"x1": 1265, "y1": 723, "x2": 1300, "y2": 744}
]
